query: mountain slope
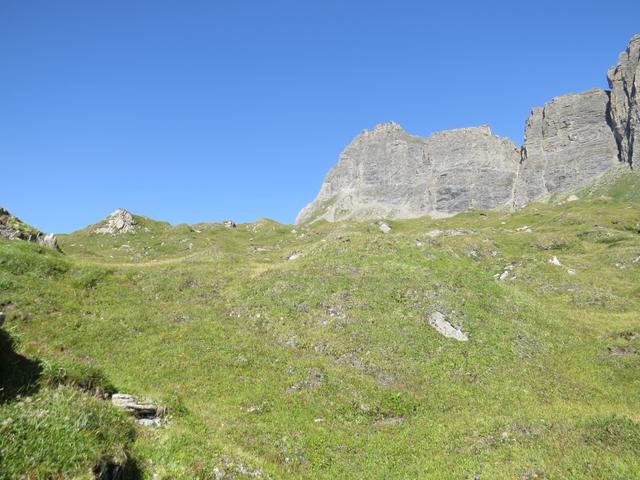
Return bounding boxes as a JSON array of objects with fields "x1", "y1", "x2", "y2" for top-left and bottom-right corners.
[{"x1": 1, "y1": 171, "x2": 640, "y2": 479}]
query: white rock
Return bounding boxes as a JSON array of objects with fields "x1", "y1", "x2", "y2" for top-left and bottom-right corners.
[
  {"x1": 378, "y1": 222, "x2": 391, "y2": 234},
  {"x1": 95, "y1": 209, "x2": 137, "y2": 234},
  {"x1": 426, "y1": 229, "x2": 443, "y2": 238},
  {"x1": 428, "y1": 312, "x2": 468, "y2": 341},
  {"x1": 549, "y1": 256, "x2": 562, "y2": 266},
  {"x1": 567, "y1": 195, "x2": 579, "y2": 202}
]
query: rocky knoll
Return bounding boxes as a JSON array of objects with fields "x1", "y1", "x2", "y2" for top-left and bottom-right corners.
[
  {"x1": 0, "y1": 207, "x2": 61, "y2": 251},
  {"x1": 95, "y1": 208, "x2": 137, "y2": 234},
  {"x1": 298, "y1": 35, "x2": 640, "y2": 224}
]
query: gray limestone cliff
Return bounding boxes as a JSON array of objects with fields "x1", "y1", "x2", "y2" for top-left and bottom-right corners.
[
  {"x1": 297, "y1": 35, "x2": 639, "y2": 224},
  {"x1": 296, "y1": 123, "x2": 520, "y2": 224},
  {"x1": 608, "y1": 34, "x2": 640, "y2": 167},
  {"x1": 513, "y1": 89, "x2": 619, "y2": 208}
]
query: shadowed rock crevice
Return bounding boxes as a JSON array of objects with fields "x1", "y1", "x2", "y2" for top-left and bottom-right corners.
[{"x1": 607, "y1": 34, "x2": 640, "y2": 168}]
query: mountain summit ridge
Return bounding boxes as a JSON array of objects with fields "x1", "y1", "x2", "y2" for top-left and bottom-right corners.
[{"x1": 297, "y1": 35, "x2": 640, "y2": 224}]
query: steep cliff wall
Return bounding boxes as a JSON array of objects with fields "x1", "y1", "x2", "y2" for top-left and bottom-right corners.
[
  {"x1": 296, "y1": 123, "x2": 520, "y2": 224},
  {"x1": 513, "y1": 89, "x2": 619, "y2": 208},
  {"x1": 297, "y1": 35, "x2": 639, "y2": 224},
  {"x1": 608, "y1": 34, "x2": 640, "y2": 167}
]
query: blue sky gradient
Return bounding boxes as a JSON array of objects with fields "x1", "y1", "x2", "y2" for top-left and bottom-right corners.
[{"x1": 2, "y1": 1, "x2": 639, "y2": 232}]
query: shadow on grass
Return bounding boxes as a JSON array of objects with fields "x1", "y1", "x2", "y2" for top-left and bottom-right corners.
[
  {"x1": 0, "y1": 328, "x2": 42, "y2": 403},
  {"x1": 94, "y1": 453, "x2": 143, "y2": 480}
]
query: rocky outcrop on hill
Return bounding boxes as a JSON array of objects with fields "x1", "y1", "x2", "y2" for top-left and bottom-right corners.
[
  {"x1": 608, "y1": 34, "x2": 640, "y2": 167},
  {"x1": 95, "y1": 209, "x2": 137, "y2": 234},
  {"x1": 298, "y1": 35, "x2": 640, "y2": 224},
  {"x1": 0, "y1": 208, "x2": 61, "y2": 251},
  {"x1": 513, "y1": 89, "x2": 619, "y2": 207}
]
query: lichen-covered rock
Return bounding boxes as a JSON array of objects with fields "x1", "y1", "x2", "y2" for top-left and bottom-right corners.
[
  {"x1": 608, "y1": 34, "x2": 640, "y2": 168},
  {"x1": 0, "y1": 207, "x2": 62, "y2": 251},
  {"x1": 296, "y1": 123, "x2": 520, "y2": 224},
  {"x1": 513, "y1": 89, "x2": 619, "y2": 207},
  {"x1": 95, "y1": 209, "x2": 137, "y2": 234}
]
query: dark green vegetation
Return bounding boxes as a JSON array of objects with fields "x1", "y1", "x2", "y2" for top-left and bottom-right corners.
[{"x1": 1, "y1": 172, "x2": 640, "y2": 479}]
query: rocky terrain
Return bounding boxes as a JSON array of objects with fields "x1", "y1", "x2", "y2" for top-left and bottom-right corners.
[
  {"x1": 2, "y1": 33, "x2": 640, "y2": 480},
  {"x1": 514, "y1": 89, "x2": 620, "y2": 208},
  {"x1": 298, "y1": 35, "x2": 640, "y2": 224},
  {"x1": 1, "y1": 169, "x2": 640, "y2": 478},
  {"x1": 95, "y1": 208, "x2": 138, "y2": 234},
  {"x1": 0, "y1": 207, "x2": 61, "y2": 251}
]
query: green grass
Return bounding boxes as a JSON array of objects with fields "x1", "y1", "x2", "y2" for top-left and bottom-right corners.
[{"x1": 1, "y1": 174, "x2": 640, "y2": 478}]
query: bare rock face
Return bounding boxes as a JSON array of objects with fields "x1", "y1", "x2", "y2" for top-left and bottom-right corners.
[
  {"x1": 297, "y1": 35, "x2": 640, "y2": 224},
  {"x1": 95, "y1": 208, "x2": 137, "y2": 234},
  {"x1": 296, "y1": 123, "x2": 520, "y2": 224},
  {"x1": 513, "y1": 89, "x2": 619, "y2": 207},
  {"x1": 0, "y1": 207, "x2": 62, "y2": 251},
  {"x1": 608, "y1": 34, "x2": 640, "y2": 167}
]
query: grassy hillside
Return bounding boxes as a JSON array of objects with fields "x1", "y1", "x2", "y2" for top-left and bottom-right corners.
[{"x1": 1, "y1": 177, "x2": 640, "y2": 479}]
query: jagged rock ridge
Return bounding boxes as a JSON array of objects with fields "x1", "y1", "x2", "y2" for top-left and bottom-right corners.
[
  {"x1": 298, "y1": 35, "x2": 639, "y2": 224},
  {"x1": 0, "y1": 208, "x2": 61, "y2": 251}
]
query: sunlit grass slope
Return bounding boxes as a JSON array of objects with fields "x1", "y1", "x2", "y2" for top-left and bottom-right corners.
[{"x1": 1, "y1": 172, "x2": 640, "y2": 479}]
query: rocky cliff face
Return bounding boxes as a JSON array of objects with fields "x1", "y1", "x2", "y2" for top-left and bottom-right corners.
[
  {"x1": 513, "y1": 89, "x2": 619, "y2": 207},
  {"x1": 296, "y1": 123, "x2": 520, "y2": 223},
  {"x1": 298, "y1": 35, "x2": 639, "y2": 224},
  {"x1": 608, "y1": 34, "x2": 640, "y2": 167}
]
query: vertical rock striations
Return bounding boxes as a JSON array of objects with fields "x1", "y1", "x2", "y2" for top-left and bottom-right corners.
[
  {"x1": 297, "y1": 35, "x2": 640, "y2": 224},
  {"x1": 513, "y1": 89, "x2": 619, "y2": 207},
  {"x1": 608, "y1": 34, "x2": 640, "y2": 167},
  {"x1": 296, "y1": 123, "x2": 520, "y2": 224}
]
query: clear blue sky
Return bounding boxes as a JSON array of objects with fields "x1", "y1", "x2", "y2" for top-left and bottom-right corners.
[{"x1": 2, "y1": 1, "x2": 639, "y2": 232}]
